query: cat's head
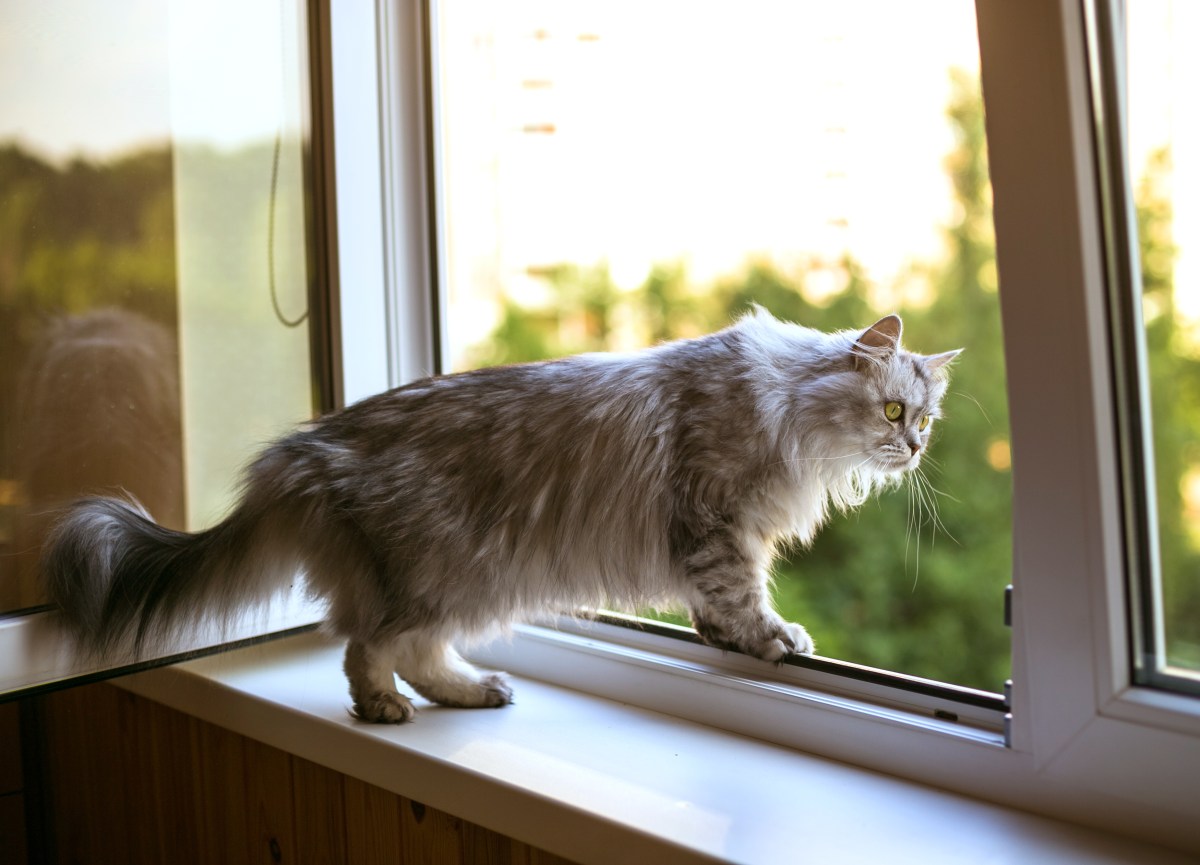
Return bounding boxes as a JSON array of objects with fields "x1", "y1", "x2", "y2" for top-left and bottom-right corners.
[{"x1": 838, "y1": 314, "x2": 961, "y2": 477}]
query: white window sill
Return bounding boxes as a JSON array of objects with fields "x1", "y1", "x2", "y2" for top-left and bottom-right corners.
[{"x1": 117, "y1": 630, "x2": 1191, "y2": 865}]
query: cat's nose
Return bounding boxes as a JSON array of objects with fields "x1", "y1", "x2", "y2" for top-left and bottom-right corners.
[{"x1": 909, "y1": 441, "x2": 922, "y2": 456}]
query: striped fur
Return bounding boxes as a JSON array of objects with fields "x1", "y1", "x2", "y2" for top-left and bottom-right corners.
[{"x1": 44, "y1": 310, "x2": 959, "y2": 722}]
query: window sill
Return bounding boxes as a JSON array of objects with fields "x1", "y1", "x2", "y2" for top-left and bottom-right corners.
[{"x1": 117, "y1": 631, "x2": 1190, "y2": 865}]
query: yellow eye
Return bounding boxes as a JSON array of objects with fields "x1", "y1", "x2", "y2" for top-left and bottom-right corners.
[
  {"x1": 884, "y1": 401, "x2": 903, "y2": 422},
  {"x1": 919, "y1": 415, "x2": 931, "y2": 432}
]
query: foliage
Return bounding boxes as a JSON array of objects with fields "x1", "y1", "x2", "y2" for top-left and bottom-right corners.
[
  {"x1": 468, "y1": 72, "x2": 1013, "y2": 690},
  {"x1": 1138, "y1": 148, "x2": 1200, "y2": 669}
]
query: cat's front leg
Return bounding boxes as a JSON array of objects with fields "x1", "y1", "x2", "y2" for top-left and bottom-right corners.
[
  {"x1": 692, "y1": 600, "x2": 815, "y2": 661},
  {"x1": 684, "y1": 530, "x2": 815, "y2": 661}
]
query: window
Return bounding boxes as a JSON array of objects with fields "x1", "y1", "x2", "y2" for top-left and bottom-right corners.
[
  {"x1": 0, "y1": 0, "x2": 333, "y2": 689},
  {"x1": 432, "y1": 0, "x2": 1013, "y2": 696}
]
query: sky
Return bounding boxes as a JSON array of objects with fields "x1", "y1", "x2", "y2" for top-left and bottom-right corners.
[{"x1": 1128, "y1": 1, "x2": 1198, "y2": 322}]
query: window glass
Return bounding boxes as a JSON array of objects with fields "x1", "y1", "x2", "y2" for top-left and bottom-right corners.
[
  {"x1": 1127, "y1": 0, "x2": 1200, "y2": 680},
  {"x1": 0, "y1": 0, "x2": 320, "y2": 615},
  {"x1": 435, "y1": 1, "x2": 1011, "y2": 691}
]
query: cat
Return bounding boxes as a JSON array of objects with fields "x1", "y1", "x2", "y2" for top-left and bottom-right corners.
[{"x1": 43, "y1": 309, "x2": 959, "y2": 723}]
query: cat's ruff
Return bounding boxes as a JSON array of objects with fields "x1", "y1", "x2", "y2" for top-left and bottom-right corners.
[{"x1": 44, "y1": 310, "x2": 960, "y2": 723}]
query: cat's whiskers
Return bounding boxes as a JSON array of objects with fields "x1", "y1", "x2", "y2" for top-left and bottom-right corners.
[
  {"x1": 903, "y1": 463, "x2": 961, "y2": 591},
  {"x1": 951, "y1": 390, "x2": 992, "y2": 425},
  {"x1": 773, "y1": 450, "x2": 871, "y2": 465},
  {"x1": 915, "y1": 466, "x2": 962, "y2": 515},
  {"x1": 904, "y1": 472, "x2": 922, "y2": 589}
]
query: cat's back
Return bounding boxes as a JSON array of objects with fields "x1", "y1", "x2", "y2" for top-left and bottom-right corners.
[{"x1": 314, "y1": 314, "x2": 835, "y2": 466}]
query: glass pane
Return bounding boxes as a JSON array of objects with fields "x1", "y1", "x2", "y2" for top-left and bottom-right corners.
[
  {"x1": 1127, "y1": 1, "x2": 1200, "y2": 678},
  {"x1": 0, "y1": 1, "x2": 320, "y2": 615},
  {"x1": 436, "y1": 1, "x2": 1011, "y2": 691}
]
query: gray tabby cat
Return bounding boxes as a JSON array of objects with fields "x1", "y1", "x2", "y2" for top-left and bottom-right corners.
[{"x1": 44, "y1": 309, "x2": 959, "y2": 723}]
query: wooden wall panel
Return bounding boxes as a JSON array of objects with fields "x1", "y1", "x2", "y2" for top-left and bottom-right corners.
[
  {"x1": 292, "y1": 755, "x2": 349, "y2": 865},
  {"x1": 191, "y1": 716, "x2": 253, "y2": 863},
  {"x1": 142, "y1": 695, "x2": 202, "y2": 861},
  {"x1": 0, "y1": 701, "x2": 22, "y2": 794},
  {"x1": 42, "y1": 682, "x2": 131, "y2": 864},
  {"x1": 344, "y1": 776, "x2": 404, "y2": 865},
  {"x1": 245, "y1": 736, "x2": 298, "y2": 864},
  {"x1": 401, "y1": 798, "x2": 464, "y2": 865},
  {"x1": 28, "y1": 684, "x2": 580, "y2": 865},
  {"x1": 0, "y1": 700, "x2": 27, "y2": 865},
  {"x1": 0, "y1": 791, "x2": 27, "y2": 865}
]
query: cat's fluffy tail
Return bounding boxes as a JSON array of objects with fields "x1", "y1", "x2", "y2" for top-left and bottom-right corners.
[{"x1": 43, "y1": 494, "x2": 298, "y2": 658}]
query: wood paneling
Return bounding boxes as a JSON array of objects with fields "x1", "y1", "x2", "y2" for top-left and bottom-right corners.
[
  {"x1": 0, "y1": 792, "x2": 27, "y2": 865},
  {"x1": 246, "y1": 735, "x2": 298, "y2": 864},
  {"x1": 30, "y1": 683, "x2": 580, "y2": 865},
  {"x1": 292, "y1": 756, "x2": 349, "y2": 865},
  {"x1": 344, "y1": 776, "x2": 404, "y2": 865},
  {"x1": 0, "y1": 700, "x2": 27, "y2": 865},
  {"x1": 0, "y1": 701, "x2": 22, "y2": 795}
]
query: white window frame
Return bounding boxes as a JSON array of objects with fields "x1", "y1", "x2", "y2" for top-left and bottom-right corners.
[{"x1": 384, "y1": 0, "x2": 1200, "y2": 851}]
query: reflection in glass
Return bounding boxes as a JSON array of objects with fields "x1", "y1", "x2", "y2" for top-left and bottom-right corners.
[
  {"x1": 1127, "y1": 1, "x2": 1200, "y2": 677},
  {"x1": 435, "y1": 1, "x2": 1011, "y2": 690},
  {"x1": 0, "y1": 0, "x2": 319, "y2": 614}
]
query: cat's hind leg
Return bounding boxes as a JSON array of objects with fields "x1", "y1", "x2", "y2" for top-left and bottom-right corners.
[
  {"x1": 394, "y1": 631, "x2": 513, "y2": 710},
  {"x1": 344, "y1": 639, "x2": 418, "y2": 723}
]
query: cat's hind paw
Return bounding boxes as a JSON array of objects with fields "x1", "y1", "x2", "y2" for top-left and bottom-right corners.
[
  {"x1": 351, "y1": 690, "x2": 417, "y2": 724},
  {"x1": 406, "y1": 670, "x2": 515, "y2": 709},
  {"x1": 478, "y1": 672, "x2": 515, "y2": 708}
]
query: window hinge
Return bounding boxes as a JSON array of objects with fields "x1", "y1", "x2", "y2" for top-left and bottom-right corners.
[{"x1": 1003, "y1": 585, "x2": 1014, "y2": 749}]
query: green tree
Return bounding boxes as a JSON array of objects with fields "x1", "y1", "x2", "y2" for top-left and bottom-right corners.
[{"x1": 1137, "y1": 147, "x2": 1200, "y2": 668}]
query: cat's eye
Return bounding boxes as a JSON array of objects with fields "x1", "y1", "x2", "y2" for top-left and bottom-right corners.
[
  {"x1": 919, "y1": 416, "x2": 931, "y2": 432},
  {"x1": 884, "y1": 401, "x2": 904, "y2": 422}
]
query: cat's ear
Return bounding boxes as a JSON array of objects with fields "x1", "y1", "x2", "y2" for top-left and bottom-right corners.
[
  {"x1": 923, "y1": 349, "x2": 963, "y2": 373},
  {"x1": 852, "y1": 314, "x2": 903, "y2": 371}
]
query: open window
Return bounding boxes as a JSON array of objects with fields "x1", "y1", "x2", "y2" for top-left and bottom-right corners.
[{"x1": 0, "y1": 0, "x2": 337, "y2": 695}]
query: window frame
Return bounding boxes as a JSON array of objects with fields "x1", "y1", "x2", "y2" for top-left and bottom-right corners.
[{"x1": 412, "y1": 0, "x2": 1199, "y2": 850}]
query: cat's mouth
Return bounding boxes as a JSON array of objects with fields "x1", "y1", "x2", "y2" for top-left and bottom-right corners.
[{"x1": 875, "y1": 450, "x2": 919, "y2": 473}]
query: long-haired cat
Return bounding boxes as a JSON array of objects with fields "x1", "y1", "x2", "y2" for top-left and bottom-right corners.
[{"x1": 44, "y1": 310, "x2": 959, "y2": 723}]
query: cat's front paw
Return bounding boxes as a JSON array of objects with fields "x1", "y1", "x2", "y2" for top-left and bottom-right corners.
[
  {"x1": 693, "y1": 610, "x2": 815, "y2": 661},
  {"x1": 755, "y1": 621, "x2": 814, "y2": 661},
  {"x1": 763, "y1": 619, "x2": 811, "y2": 657}
]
